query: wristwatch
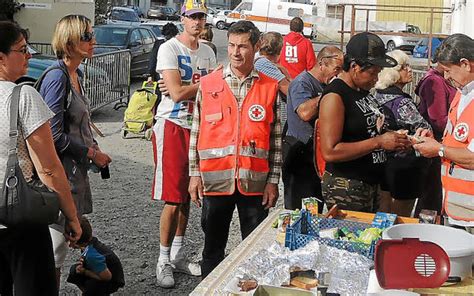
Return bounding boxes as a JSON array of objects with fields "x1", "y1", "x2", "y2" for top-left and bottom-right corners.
[{"x1": 438, "y1": 145, "x2": 445, "y2": 158}]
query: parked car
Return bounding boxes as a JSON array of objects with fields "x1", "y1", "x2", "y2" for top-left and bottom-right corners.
[
  {"x1": 212, "y1": 10, "x2": 231, "y2": 30},
  {"x1": 206, "y1": 7, "x2": 218, "y2": 24},
  {"x1": 140, "y1": 23, "x2": 163, "y2": 39},
  {"x1": 377, "y1": 24, "x2": 423, "y2": 53},
  {"x1": 147, "y1": 6, "x2": 179, "y2": 20},
  {"x1": 413, "y1": 37, "x2": 445, "y2": 59},
  {"x1": 141, "y1": 20, "x2": 184, "y2": 38},
  {"x1": 107, "y1": 7, "x2": 141, "y2": 25},
  {"x1": 19, "y1": 45, "x2": 109, "y2": 95},
  {"x1": 94, "y1": 24, "x2": 156, "y2": 77},
  {"x1": 125, "y1": 5, "x2": 144, "y2": 18}
]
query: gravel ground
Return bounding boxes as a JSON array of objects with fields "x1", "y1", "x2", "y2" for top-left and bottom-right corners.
[
  {"x1": 58, "y1": 28, "x2": 286, "y2": 295},
  {"x1": 58, "y1": 99, "x2": 250, "y2": 295}
]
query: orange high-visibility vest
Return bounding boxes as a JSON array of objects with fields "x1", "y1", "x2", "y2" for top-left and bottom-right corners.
[
  {"x1": 197, "y1": 69, "x2": 278, "y2": 196},
  {"x1": 313, "y1": 119, "x2": 325, "y2": 178},
  {"x1": 441, "y1": 90, "x2": 474, "y2": 221}
]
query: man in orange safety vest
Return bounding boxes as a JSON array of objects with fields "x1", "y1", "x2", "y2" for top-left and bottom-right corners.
[
  {"x1": 188, "y1": 20, "x2": 282, "y2": 278},
  {"x1": 414, "y1": 34, "x2": 474, "y2": 227}
]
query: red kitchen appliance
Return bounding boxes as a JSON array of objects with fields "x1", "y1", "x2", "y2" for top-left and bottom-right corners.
[{"x1": 375, "y1": 238, "x2": 450, "y2": 289}]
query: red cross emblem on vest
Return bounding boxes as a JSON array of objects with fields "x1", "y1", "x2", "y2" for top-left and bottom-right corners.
[
  {"x1": 248, "y1": 104, "x2": 266, "y2": 122},
  {"x1": 454, "y1": 122, "x2": 469, "y2": 142}
]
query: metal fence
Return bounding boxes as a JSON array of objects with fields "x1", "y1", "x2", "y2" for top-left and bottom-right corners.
[
  {"x1": 29, "y1": 43, "x2": 131, "y2": 112},
  {"x1": 406, "y1": 69, "x2": 427, "y2": 104},
  {"x1": 83, "y1": 50, "x2": 131, "y2": 111},
  {"x1": 30, "y1": 42, "x2": 54, "y2": 56}
]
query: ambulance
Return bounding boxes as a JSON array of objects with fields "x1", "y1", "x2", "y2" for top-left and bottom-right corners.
[{"x1": 224, "y1": 0, "x2": 316, "y2": 37}]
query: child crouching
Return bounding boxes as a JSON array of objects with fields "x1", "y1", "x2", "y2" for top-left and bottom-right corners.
[{"x1": 67, "y1": 216, "x2": 125, "y2": 295}]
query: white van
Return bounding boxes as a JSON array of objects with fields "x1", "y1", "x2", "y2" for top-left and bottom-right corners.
[{"x1": 225, "y1": 0, "x2": 316, "y2": 36}]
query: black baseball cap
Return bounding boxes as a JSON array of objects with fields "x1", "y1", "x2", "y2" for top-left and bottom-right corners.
[{"x1": 346, "y1": 32, "x2": 398, "y2": 68}]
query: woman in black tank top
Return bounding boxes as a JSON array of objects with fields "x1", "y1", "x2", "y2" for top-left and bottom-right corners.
[{"x1": 318, "y1": 32, "x2": 412, "y2": 212}]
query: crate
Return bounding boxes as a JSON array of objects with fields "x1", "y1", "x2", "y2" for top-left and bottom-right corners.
[{"x1": 284, "y1": 211, "x2": 377, "y2": 259}]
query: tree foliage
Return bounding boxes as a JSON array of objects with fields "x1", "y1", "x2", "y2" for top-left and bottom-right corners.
[
  {"x1": 94, "y1": 0, "x2": 108, "y2": 24},
  {"x1": 0, "y1": 0, "x2": 23, "y2": 21}
]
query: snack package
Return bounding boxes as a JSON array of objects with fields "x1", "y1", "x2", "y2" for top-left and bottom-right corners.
[
  {"x1": 419, "y1": 209, "x2": 437, "y2": 224},
  {"x1": 372, "y1": 212, "x2": 397, "y2": 229},
  {"x1": 290, "y1": 209, "x2": 301, "y2": 224},
  {"x1": 356, "y1": 227, "x2": 382, "y2": 244},
  {"x1": 338, "y1": 227, "x2": 351, "y2": 237},
  {"x1": 278, "y1": 211, "x2": 292, "y2": 232},
  {"x1": 301, "y1": 197, "x2": 319, "y2": 215}
]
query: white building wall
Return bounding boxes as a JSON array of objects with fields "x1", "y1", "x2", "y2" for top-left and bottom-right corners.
[
  {"x1": 139, "y1": 0, "x2": 152, "y2": 16},
  {"x1": 441, "y1": 0, "x2": 452, "y2": 34},
  {"x1": 15, "y1": 0, "x2": 94, "y2": 43},
  {"x1": 312, "y1": 0, "x2": 378, "y2": 23},
  {"x1": 450, "y1": 0, "x2": 474, "y2": 37}
]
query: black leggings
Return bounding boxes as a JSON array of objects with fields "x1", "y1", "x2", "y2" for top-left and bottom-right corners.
[
  {"x1": 200, "y1": 192, "x2": 268, "y2": 278},
  {"x1": 67, "y1": 264, "x2": 121, "y2": 296},
  {"x1": 0, "y1": 225, "x2": 57, "y2": 296}
]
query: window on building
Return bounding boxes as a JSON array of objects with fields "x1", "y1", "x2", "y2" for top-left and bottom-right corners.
[
  {"x1": 326, "y1": 5, "x2": 343, "y2": 20},
  {"x1": 55, "y1": 0, "x2": 93, "y2": 3},
  {"x1": 288, "y1": 8, "x2": 304, "y2": 17},
  {"x1": 290, "y1": 0, "x2": 311, "y2": 3},
  {"x1": 312, "y1": 6, "x2": 317, "y2": 16}
]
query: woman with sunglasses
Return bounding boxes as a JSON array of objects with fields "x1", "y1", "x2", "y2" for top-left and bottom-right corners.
[
  {"x1": 0, "y1": 21, "x2": 81, "y2": 295},
  {"x1": 37, "y1": 15, "x2": 112, "y2": 287},
  {"x1": 374, "y1": 50, "x2": 432, "y2": 216}
]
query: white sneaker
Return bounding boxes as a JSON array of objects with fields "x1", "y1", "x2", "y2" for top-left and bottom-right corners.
[
  {"x1": 172, "y1": 257, "x2": 201, "y2": 276},
  {"x1": 156, "y1": 262, "x2": 175, "y2": 288}
]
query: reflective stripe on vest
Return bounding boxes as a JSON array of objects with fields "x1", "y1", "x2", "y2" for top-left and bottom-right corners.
[
  {"x1": 238, "y1": 169, "x2": 268, "y2": 193},
  {"x1": 201, "y1": 169, "x2": 235, "y2": 195},
  {"x1": 441, "y1": 164, "x2": 474, "y2": 181},
  {"x1": 240, "y1": 146, "x2": 269, "y2": 159},
  {"x1": 441, "y1": 164, "x2": 474, "y2": 182},
  {"x1": 199, "y1": 145, "x2": 235, "y2": 160},
  {"x1": 444, "y1": 190, "x2": 474, "y2": 221}
]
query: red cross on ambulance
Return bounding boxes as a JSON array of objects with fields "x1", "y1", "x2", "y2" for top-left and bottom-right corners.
[{"x1": 453, "y1": 122, "x2": 469, "y2": 142}]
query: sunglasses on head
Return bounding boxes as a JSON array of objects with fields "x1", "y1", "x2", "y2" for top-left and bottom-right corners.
[{"x1": 80, "y1": 31, "x2": 95, "y2": 42}]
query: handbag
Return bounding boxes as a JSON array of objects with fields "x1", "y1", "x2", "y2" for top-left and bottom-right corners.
[{"x1": 0, "y1": 85, "x2": 60, "y2": 226}]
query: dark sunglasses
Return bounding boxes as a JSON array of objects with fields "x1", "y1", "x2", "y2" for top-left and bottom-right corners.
[
  {"x1": 81, "y1": 31, "x2": 95, "y2": 42},
  {"x1": 185, "y1": 13, "x2": 206, "y2": 20}
]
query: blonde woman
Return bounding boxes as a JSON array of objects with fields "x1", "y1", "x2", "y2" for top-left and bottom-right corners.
[
  {"x1": 37, "y1": 15, "x2": 112, "y2": 286},
  {"x1": 374, "y1": 49, "x2": 431, "y2": 216},
  {"x1": 0, "y1": 21, "x2": 81, "y2": 295}
]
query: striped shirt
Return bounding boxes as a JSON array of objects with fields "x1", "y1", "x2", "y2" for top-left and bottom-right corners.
[
  {"x1": 189, "y1": 64, "x2": 282, "y2": 184},
  {"x1": 254, "y1": 56, "x2": 286, "y2": 82}
]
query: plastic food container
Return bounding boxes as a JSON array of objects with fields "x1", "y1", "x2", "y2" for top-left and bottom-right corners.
[{"x1": 382, "y1": 224, "x2": 474, "y2": 281}]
